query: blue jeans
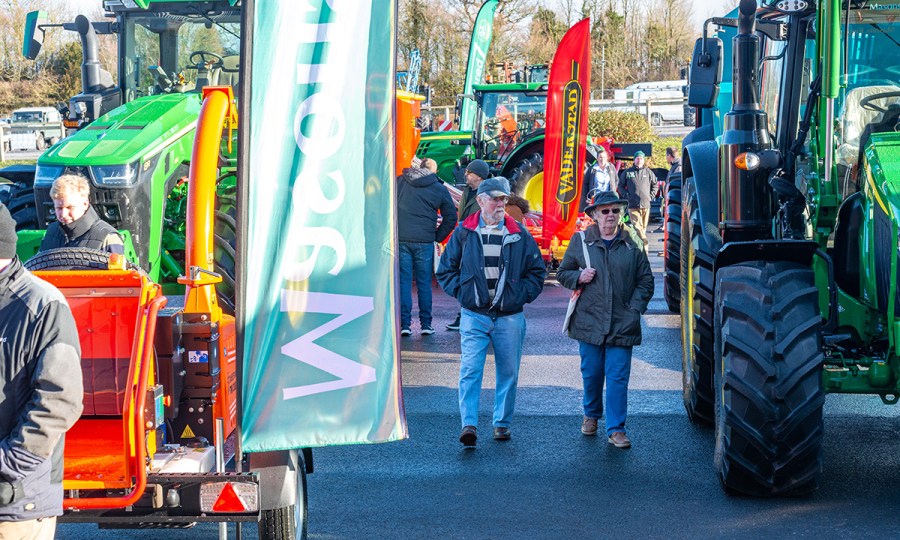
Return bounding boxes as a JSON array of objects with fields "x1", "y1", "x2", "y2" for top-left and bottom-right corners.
[
  {"x1": 578, "y1": 342, "x2": 633, "y2": 435},
  {"x1": 458, "y1": 309, "x2": 526, "y2": 428},
  {"x1": 399, "y1": 242, "x2": 434, "y2": 327}
]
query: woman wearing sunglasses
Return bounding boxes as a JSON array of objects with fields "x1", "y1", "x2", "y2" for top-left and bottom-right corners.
[{"x1": 556, "y1": 191, "x2": 654, "y2": 449}]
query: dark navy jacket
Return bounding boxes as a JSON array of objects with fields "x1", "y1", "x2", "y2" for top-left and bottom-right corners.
[
  {"x1": 397, "y1": 168, "x2": 457, "y2": 244},
  {"x1": 437, "y1": 213, "x2": 545, "y2": 316}
]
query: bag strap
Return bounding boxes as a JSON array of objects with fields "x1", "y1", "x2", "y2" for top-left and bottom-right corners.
[{"x1": 580, "y1": 231, "x2": 591, "y2": 270}]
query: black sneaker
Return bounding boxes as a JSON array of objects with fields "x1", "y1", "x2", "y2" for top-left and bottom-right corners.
[
  {"x1": 400, "y1": 327, "x2": 411, "y2": 336},
  {"x1": 446, "y1": 314, "x2": 461, "y2": 331},
  {"x1": 421, "y1": 325, "x2": 435, "y2": 335}
]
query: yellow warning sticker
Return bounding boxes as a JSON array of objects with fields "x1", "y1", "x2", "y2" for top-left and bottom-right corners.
[{"x1": 181, "y1": 425, "x2": 195, "y2": 438}]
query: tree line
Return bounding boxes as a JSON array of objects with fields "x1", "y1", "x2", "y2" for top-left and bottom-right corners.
[{"x1": 400, "y1": 0, "x2": 699, "y2": 107}]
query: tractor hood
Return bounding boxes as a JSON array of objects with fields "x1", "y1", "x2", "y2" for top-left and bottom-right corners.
[{"x1": 38, "y1": 93, "x2": 202, "y2": 167}]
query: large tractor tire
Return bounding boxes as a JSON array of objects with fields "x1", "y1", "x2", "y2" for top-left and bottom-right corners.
[
  {"x1": 6, "y1": 186, "x2": 39, "y2": 231},
  {"x1": 24, "y1": 248, "x2": 139, "y2": 272},
  {"x1": 214, "y1": 181, "x2": 237, "y2": 314},
  {"x1": 680, "y1": 187, "x2": 715, "y2": 425},
  {"x1": 713, "y1": 261, "x2": 824, "y2": 496},
  {"x1": 508, "y1": 153, "x2": 544, "y2": 211},
  {"x1": 258, "y1": 458, "x2": 308, "y2": 540},
  {"x1": 663, "y1": 172, "x2": 682, "y2": 312}
]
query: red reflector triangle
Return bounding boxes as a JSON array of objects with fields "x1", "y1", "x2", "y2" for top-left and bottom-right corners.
[{"x1": 213, "y1": 482, "x2": 246, "y2": 512}]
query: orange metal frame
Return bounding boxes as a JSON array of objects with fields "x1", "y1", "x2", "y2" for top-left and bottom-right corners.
[{"x1": 35, "y1": 270, "x2": 166, "y2": 510}]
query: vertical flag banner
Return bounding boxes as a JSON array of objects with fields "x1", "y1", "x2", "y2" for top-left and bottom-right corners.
[
  {"x1": 542, "y1": 19, "x2": 591, "y2": 250},
  {"x1": 458, "y1": 0, "x2": 498, "y2": 131},
  {"x1": 241, "y1": 1, "x2": 406, "y2": 451}
]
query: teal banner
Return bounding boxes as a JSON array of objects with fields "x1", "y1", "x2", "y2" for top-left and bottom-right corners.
[
  {"x1": 458, "y1": 0, "x2": 498, "y2": 131},
  {"x1": 241, "y1": 0, "x2": 406, "y2": 451}
]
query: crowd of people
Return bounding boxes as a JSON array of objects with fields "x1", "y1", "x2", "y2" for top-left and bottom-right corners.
[{"x1": 398, "y1": 147, "x2": 682, "y2": 450}]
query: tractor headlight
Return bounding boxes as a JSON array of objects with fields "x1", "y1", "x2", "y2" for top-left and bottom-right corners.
[
  {"x1": 34, "y1": 164, "x2": 64, "y2": 187},
  {"x1": 90, "y1": 162, "x2": 139, "y2": 188}
]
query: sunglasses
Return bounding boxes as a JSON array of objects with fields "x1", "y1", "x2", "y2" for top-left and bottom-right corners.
[{"x1": 599, "y1": 207, "x2": 622, "y2": 215}]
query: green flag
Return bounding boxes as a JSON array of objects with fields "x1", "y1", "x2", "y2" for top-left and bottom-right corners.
[
  {"x1": 241, "y1": 0, "x2": 406, "y2": 451},
  {"x1": 459, "y1": 0, "x2": 498, "y2": 131}
]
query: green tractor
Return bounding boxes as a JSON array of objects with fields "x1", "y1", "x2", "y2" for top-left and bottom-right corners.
[
  {"x1": 417, "y1": 82, "x2": 553, "y2": 210},
  {"x1": 4, "y1": 0, "x2": 240, "y2": 307},
  {"x1": 675, "y1": 0, "x2": 900, "y2": 495}
]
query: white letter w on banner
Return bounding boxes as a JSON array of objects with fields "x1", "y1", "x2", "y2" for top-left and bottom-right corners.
[{"x1": 280, "y1": 290, "x2": 376, "y2": 399}]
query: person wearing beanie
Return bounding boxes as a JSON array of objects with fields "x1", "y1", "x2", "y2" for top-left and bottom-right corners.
[
  {"x1": 38, "y1": 174, "x2": 124, "y2": 254},
  {"x1": 616, "y1": 151, "x2": 658, "y2": 253},
  {"x1": 447, "y1": 159, "x2": 492, "y2": 331},
  {"x1": 437, "y1": 176, "x2": 546, "y2": 447},
  {"x1": 0, "y1": 203, "x2": 83, "y2": 535}
]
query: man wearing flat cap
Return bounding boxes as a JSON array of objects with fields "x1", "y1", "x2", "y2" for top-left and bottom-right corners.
[
  {"x1": 616, "y1": 151, "x2": 658, "y2": 252},
  {"x1": 437, "y1": 177, "x2": 546, "y2": 447},
  {"x1": 0, "y1": 204, "x2": 83, "y2": 537},
  {"x1": 557, "y1": 192, "x2": 654, "y2": 449}
]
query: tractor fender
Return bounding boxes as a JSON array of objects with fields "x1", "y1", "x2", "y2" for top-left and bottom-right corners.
[
  {"x1": 500, "y1": 136, "x2": 544, "y2": 177},
  {"x1": 682, "y1": 140, "x2": 722, "y2": 254},
  {"x1": 682, "y1": 123, "x2": 715, "y2": 147},
  {"x1": 247, "y1": 449, "x2": 303, "y2": 511}
]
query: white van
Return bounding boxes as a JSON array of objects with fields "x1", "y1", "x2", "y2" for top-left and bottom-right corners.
[{"x1": 613, "y1": 80, "x2": 687, "y2": 125}]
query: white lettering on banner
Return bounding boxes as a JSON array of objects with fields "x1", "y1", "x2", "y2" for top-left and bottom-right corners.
[
  {"x1": 281, "y1": 290, "x2": 376, "y2": 400},
  {"x1": 471, "y1": 43, "x2": 486, "y2": 84},
  {"x1": 284, "y1": 227, "x2": 346, "y2": 283},
  {"x1": 279, "y1": 0, "x2": 377, "y2": 399},
  {"x1": 293, "y1": 93, "x2": 345, "y2": 159}
]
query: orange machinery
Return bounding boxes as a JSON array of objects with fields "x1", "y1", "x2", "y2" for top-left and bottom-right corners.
[
  {"x1": 32, "y1": 86, "x2": 254, "y2": 523},
  {"x1": 396, "y1": 90, "x2": 425, "y2": 170}
]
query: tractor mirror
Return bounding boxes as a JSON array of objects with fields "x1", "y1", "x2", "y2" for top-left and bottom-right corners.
[
  {"x1": 688, "y1": 37, "x2": 723, "y2": 109},
  {"x1": 23, "y1": 11, "x2": 48, "y2": 60}
]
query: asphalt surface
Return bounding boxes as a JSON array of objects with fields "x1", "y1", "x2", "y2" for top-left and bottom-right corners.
[{"x1": 56, "y1": 227, "x2": 900, "y2": 539}]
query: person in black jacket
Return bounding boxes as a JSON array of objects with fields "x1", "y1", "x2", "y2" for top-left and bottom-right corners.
[
  {"x1": 397, "y1": 158, "x2": 457, "y2": 336},
  {"x1": 437, "y1": 177, "x2": 546, "y2": 446},
  {"x1": 557, "y1": 191, "x2": 654, "y2": 449},
  {"x1": 616, "y1": 151, "x2": 658, "y2": 253},
  {"x1": 0, "y1": 203, "x2": 84, "y2": 537},
  {"x1": 39, "y1": 174, "x2": 124, "y2": 254}
]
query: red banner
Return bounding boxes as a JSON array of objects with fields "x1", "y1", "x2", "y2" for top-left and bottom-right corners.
[{"x1": 542, "y1": 19, "x2": 591, "y2": 250}]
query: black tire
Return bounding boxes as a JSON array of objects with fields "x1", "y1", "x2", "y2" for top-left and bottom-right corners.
[
  {"x1": 651, "y1": 113, "x2": 662, "y2": 126},
  {"x1": 508, "y1": 153, "x2": 543, "y2": 204},
  {"x1": 663, "y1": 172, "x2": 682, "y2": 313},
  {"x1": 713, "y1": 261, "x2": 824, "y2": 496},
  {"x1": 215, "y1": 181, "x2": 237, "y2": 314},
  {"x1": 7, "y1": 186, "x2": 39, "y2": 231},
  {"x1": 258, "y1": 460, "x2": 308, "y2": 540},
  {"x1": 680, "y1": 188, "x2": 715, "y2": 425},
  {"x1": 24, "y1": 247, "x2": 131, "y2": 271}
]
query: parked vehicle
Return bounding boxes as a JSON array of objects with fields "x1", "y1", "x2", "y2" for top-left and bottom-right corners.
[
  {"x1": 672, "y1": 0, "x2": 900, "y2": 496},
  {"x1": 8, "y1": 106, "x2": 63, "y2": 151}
]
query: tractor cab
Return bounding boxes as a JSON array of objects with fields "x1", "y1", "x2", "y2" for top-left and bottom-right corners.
[{"x1": 473, "y1": 83, "x2": 547, "y2": 167}]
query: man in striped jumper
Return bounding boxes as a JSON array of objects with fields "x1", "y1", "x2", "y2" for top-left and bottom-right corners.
[{"x1": 437, "y1": 177, "x2": 546, "y2": 447}]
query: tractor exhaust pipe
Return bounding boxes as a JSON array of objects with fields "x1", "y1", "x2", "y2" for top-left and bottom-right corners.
[
  {"x1": 74, "y1": 15, "x2": 103, "y2": 93},
  {"x1": 718, "y1": 0, "x2": 774, "y2": 243}
]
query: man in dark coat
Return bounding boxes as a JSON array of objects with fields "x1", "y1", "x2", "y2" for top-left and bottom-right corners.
[
  {"x1": 616, "y1": 151, "x2": 658, "y2": 252},
  {"x1": 39, "y1": 174, "x2": 124, "y2": 254},
  {"x1": 397, "y1": 158, "x2": 457, "y2": 336},
  {"x1": 437, "y1": 177, "x2": 546, "y2": 447},
  {"x1": 557, "y1": 191, "x2": 654, "y2": 449},
  {"x1": 0, "y1": 203, "x2": 84, "y2": 537}
]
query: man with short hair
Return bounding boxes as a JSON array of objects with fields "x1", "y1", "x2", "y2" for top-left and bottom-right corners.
[
  {"x1": 583, "y1": 146, "x2": 617, "y2": 210},
  {"x1": 447, "y1": 158, "x2": 491, "y2": 331},
  {"x1": 397, "y1": 158, "x2": 457, "y2": 336},
  {"x1": 617, "y1": 151, "x2": 658, "y2": 252},
  {"x1": 39, "y1": 174, "x2": 124, "y2": 254},
  {"x1": 0, "y1": 203, "x2": 84, "y2": 538},
  {"x1": 437, "y1": 177, "x2": 546, "y2": 447}
]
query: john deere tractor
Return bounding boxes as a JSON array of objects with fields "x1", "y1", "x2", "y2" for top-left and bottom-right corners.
[
  {"x1": 675, "y1": 0, "x2": 900, "y2": 495},
  {"x1": 417, "y1": 82, "x2": 554, "y2": 209},
  {"x1": 5, "y1": 0, "x2": 240, "y2": 307}
]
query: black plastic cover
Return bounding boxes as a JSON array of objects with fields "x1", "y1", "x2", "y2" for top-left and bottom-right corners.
[{"x1": 688, "y1": 38, "x2": 723, "y2": 109}]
